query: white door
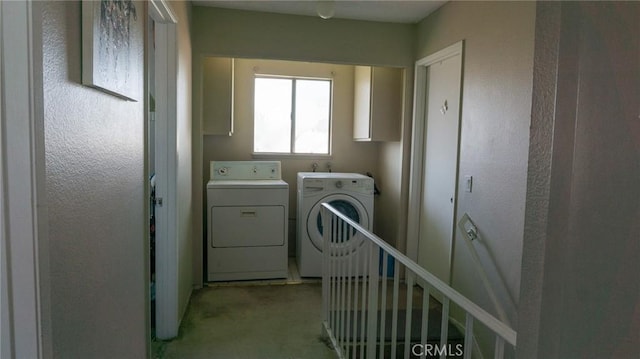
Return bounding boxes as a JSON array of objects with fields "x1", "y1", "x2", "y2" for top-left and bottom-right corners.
[{"x1": 417, "y1": 53, "x2": 462, "y2": 284}]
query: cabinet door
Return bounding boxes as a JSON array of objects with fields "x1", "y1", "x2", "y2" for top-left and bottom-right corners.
[
  {"x1": 353, "y1": 66, "x2": 372, "y2": 140},
  {"x1": 370, "y1": 67, "x2": 402, "y2": 141},
  {"x1": 353, "y1": 65, "x2": 402, "y2": 142},
  {"x1": 202, "y1": 57, "x2": 234, "y2": 135}
]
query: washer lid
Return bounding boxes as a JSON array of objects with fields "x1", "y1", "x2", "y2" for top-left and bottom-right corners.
[{"x1": 207, "y1": 179, "x2": 288, "y2": 189}]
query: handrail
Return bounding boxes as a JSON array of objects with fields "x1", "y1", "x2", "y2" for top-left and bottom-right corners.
[
  {"x1": 321, "y1": 202, "x2": 517, "y2": 347},
  {"x1": 458, "y1": 213, "x2": 514, "y2": 326}
]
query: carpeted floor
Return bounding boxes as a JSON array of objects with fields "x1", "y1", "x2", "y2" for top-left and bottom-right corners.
[{"x1": 155, "y1": 282, "x2": 336, "y2": 359}]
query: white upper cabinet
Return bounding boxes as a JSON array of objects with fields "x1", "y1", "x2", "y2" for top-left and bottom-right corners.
[
  {"x1": 202, "y1": 57, "x2": 234, "y2": 136},
  {"x1": 353, "y1": 66, "x2": 403, "y2": 142}
]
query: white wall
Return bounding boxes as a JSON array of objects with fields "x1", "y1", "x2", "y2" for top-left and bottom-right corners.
[
  {"x1": 191, "y1": 6, "x2": 415, "y2": 284},
  {"x1": 414, "y1": 2, "x2": 535, "y2": 355},
  {"x1": 42, "y1": 1, "x2": 146, "y2": 357}
]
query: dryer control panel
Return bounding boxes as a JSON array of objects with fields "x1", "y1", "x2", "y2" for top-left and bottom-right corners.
[{"x1": 211, "y1": 161, "x2": 281, "y2": 180}]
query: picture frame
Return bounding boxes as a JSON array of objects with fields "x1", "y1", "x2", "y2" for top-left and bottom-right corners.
[{"x1": 81, "y1": 0, "x2": 143, "y2": 102}]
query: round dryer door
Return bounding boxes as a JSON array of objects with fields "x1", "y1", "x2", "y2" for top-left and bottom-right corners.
[{"x1": 307, "y1": 194, "x2": 369, "y2": 253}]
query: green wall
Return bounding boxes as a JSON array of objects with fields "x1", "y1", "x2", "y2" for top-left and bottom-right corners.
[{"x1": 192, "y1": 7, "x2": 415, "y2": 66}]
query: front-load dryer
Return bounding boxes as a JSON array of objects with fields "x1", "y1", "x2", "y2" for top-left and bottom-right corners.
[{"x1": 297, "y1": 172, "x2": 374, "y2": 277}]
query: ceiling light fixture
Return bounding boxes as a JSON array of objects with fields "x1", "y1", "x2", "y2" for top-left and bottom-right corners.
[{"x1": 316, "y1": 0, "x2": 335, "y2": 20}]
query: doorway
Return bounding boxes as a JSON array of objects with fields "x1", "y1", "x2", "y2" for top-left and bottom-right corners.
[
  {"x1": 407, "y1": 41, "x2": 464, "y2": 285},
  {"x1": 147, "y1": 0, "x2": 179, "y2": 341}
]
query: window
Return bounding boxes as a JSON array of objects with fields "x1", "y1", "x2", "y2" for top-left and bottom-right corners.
[{"x1": 254, "y1": 76, "x2": 331, "y2": 154}]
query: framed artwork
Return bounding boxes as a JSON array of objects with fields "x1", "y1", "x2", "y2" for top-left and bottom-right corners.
[{"x1": 82, "y1": 0, "x2": 143, "y2": 101}]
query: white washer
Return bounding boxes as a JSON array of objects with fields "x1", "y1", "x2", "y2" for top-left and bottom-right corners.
[
  {"x1": 297, "y1": 172, "x2": 374, "y2": 277},
  {"x1": 207, "y1": 161, "x2": 288, "y2": 281}
]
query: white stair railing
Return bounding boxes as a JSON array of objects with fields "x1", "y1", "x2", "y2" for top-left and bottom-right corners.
[{"x1": 321, "y1": 203, "x2": 517, "y2": 359}]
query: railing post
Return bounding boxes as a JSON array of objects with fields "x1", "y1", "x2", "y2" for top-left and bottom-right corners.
[
  {"x1": 404, "y1": 273, "x2": 415, "y2": 359},
  {"x1": 378, "y1": 251, "x2": 389, "y2": 359},
  {"x1": 335, "y1": 216, "x2": 341, "y2": 351},
  {"x1": 390, "y1": 260, "x2": 400, "y2": 358},
  {"x1": 359, "y1": 243, "x2": 369, "y2": 359},
  {"x1": 366, "y1": 242, "x2": 380, "y2": 358},
  {"x1": 338, "y1": 217, "x2": 347, "y2": 352},
  {"x1": 494, "y1": 336, "x2": 505, "y2": 359},
  {"x1": 420, "y1": 286, "x2": 431, "y2": 359},
  {"x1": 439, "y1": 298, "x2": 450, "y2": 359},
  {"x1": 352, "y1": 244, "x2": 361, "y2": 359},
  {"x1": 345, "y1": 224, "x2": 354, "y2": 359},
  {"x1": 321, "y1": 206, "x2": 330, "y2": 337},
  {"x1": 463, "y1": 313, "x2": 474, "y2": 359}
]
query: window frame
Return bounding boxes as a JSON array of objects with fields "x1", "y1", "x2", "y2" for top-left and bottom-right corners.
[{"x1": 252, "y1": 74, "x2": 333, "y2": 157}]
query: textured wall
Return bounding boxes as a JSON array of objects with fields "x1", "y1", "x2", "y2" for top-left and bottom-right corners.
[
  {"x1": 414, "y1": 0, "x2": 536, "y2": 348},
  {"x1": 516, "y1": 2, "x2": 560, "y2": 356},
  {"x1": 519, "y1": 2, "x2": 640, "y2": 357},
  {"x1": 191, "y1": 7, "x2": 415, "y2": 67},
  {"x1": 42, "y1": 1, "x2": 146, "y2": 357}
]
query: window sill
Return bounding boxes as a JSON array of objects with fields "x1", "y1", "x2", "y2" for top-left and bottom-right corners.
[{"x1": 251, "y1": 152, "x2": 333, "y2": 160}]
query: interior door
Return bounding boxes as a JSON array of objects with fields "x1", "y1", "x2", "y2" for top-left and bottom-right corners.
[
  {"x1": 147, "y1": 15, "x2": 157, "y2": 339},
  {"x1": 417, "y1": 53, "x2": 462, "y2": 284}
]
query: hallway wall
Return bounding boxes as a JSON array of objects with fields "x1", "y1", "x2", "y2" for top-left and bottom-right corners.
[
  {"x1": 414, "y1": 1, "x2": 536, "y2": 352},
  {"x1": 41, "y1": 1, "x2": 146, "y2": 357},
  {"x1": 519, "y1": 2, "x2": 640, "y2": 357}
]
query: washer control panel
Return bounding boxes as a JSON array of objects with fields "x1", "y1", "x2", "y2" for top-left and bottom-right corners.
[
  {"x1": 210, "y1": 161, "x2": 281, "y2": 180},
  {"x1": 302, "y1": 177, "x2": 374, "y2": 195}
]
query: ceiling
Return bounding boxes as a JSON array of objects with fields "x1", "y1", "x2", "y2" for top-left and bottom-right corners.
[{"x1": 192, "y1": 0, "x2": 447, "y2": 24}]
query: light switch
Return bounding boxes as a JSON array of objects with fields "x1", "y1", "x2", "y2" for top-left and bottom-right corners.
[{"x1": 464, "y1": 175, "x2": 473, "y2": 193}]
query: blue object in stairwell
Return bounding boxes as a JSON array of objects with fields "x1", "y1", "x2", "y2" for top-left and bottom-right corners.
[{"x1": 379, "y1": 248, "x2": 395, "y2": 277}]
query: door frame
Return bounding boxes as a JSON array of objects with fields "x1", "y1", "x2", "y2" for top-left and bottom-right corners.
[
  {"x1": 147, "y1": 0, "x2": 179, "y2": 340},
  {"x1": 406, "y1": 41, "x2": 464, "y2": 282},
  {"x1": 1, "y1": 1, "x2": 51, "y2": 358}
]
